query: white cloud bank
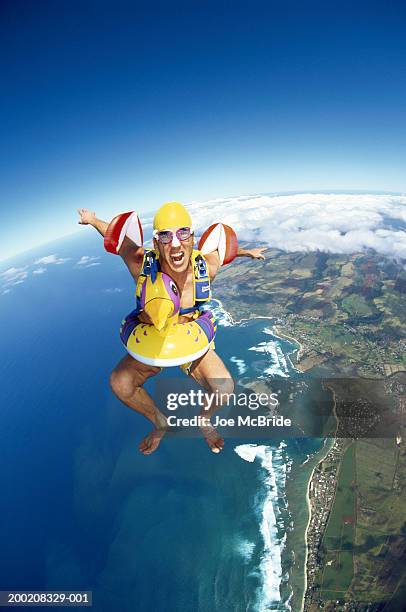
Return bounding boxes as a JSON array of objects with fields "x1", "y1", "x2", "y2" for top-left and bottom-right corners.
[
  {"x1": 2, "y1": 193, "x2": 405, "y2": 297},
  {"x1": 188, "y1": 193, "x2": 406, "y2": 260}
]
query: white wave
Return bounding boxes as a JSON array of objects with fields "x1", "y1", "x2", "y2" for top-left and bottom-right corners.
[
  {"x1": 234, "y1": 443, "x2": 290, "y2": 609},
  {"x1": 234, "y1": 443, "x2": 259, "y2": 462},
  {"x1": 230, "y1": 355, "x2": 248, "y2": 375},
  {"x1": 271, "y1": 344, "x2": 289, "y2": 377},
  {"x1": 236, "y1": 538, "x2": 256, "y2": 564},
  {"x1": 256, "y1": 446, "x2": 283, "y2": 606},
  {"x1": 203, "y1": 298, "x2": 234, "y2": 326},
  {"x1": 271, "y1": 328, "x2": 303, "y2": 375},
  {"x1": 248, "y1": 338, "x2": 290, "y2": 378}
]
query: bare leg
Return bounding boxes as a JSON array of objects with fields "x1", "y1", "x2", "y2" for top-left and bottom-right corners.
[
  {"x1": 189, "y1": 349, "x2": 234, "y2": 453},
  {"x1": 110, "y1": 354, "x2": 167, "y2": 455}
]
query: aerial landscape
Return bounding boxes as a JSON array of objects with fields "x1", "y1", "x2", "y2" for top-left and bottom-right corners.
[
  {"x1": 217, "y1": 247, "x2": 406, "y2": 378},
  {"x1": 2, "y1": 1, "x2": 406, "y2": 609},
  {"x1": 217, "y1": 244, "x2": 406, "y2": 610}
]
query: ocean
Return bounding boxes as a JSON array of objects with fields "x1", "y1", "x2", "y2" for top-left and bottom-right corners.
[{"x1": 0, "y1": 233, "x2": 328, "y2": 611}]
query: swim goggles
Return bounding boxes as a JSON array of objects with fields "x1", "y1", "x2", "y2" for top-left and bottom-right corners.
[{"x1": 153, "y1": 227, "x2": 194, "y2": 244}]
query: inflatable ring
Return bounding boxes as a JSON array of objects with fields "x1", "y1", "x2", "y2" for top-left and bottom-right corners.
[
  {"x1": 120, "y1": 309, "x2": 217, "y2": 367},
  {"x1": 119, "y1": 272, "x2": 217, "y2": 367}
]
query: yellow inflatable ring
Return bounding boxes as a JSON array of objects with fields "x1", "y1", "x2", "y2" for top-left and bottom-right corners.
[
  {"x1": 119, "y1": 272, "x2": 217, "y2": 367},
  {"x1": 120, "y1": 311, "x2": 217, "y2": 367}
]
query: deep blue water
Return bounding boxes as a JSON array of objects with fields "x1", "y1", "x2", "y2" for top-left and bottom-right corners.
[{"x1": 0, "y1": 234, "x2": 323, "y2": 611}]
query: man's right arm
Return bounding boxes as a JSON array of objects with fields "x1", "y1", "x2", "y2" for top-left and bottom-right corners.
[
  {"x1": 77, "y1": 209, "x2": 108, "y2": 236},
  {"x1": 77, "y1": 208, "x2": 144, "y2": 280}
]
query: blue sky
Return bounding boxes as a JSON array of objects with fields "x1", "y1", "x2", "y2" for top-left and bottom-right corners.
[{"x1": 1, "y1": 0, "x2": 406, "y2": 260}]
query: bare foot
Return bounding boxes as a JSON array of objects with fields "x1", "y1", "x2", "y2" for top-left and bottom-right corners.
[
  {"x1": 139, "y1": 428, "x2": 166, "y2": 455},
  {"x1": 200, "y1": 422, "x2": 224, "y2": 454}
]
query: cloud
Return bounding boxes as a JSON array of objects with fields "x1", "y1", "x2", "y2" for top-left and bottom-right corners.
[
  {"x1": 1, "y1": 254, "x2": 71, "y2": 293},
  {"x1": 0, "y1": 266, "x2": 28, "y2": 286},
  {"x1": 1, "y1": 254, "x2": 70, "y2": 292},
  {"x1": 34, "y1": 254, "x2": 71, "y2": 265},
  {"x1": 0, "y1": 267, "x2": 26, "y2": 279},
  {"x1": 76, "y1": 255, "x2": 101, "y2": 266},
  {"x1": 188, "y1": 193, "x2": 406, "y2": 260},
  {"x1": 103, "y1": 287, "x2": 123, "y2": 293}
]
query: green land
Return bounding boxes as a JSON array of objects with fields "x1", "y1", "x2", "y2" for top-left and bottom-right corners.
[
  {"x1": 320, "y1": 444, "x2": 356, "y2": 597},
  {"x1": 308, "y1": 436, "x2": 406, "y2": 610},
  {"x1": 216, "y1": 248, "x2": 406, "y2": 378}
]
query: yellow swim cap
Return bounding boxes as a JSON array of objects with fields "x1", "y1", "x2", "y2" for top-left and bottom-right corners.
[{"x1": 153, "y1": 201, "x2": 193, "y2": 231}]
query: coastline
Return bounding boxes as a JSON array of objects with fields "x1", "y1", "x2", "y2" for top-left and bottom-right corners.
[
  {"x1": 249, "y1": 316, "x2": 313, "y2": 609},
  {"x1": 214, "y1": 298, "x2": 321, "y2": 610},
  {"x1": 300, "y1": 437, "x2": 336, "y2": 611},
  {"x1": 272, "y1": 323, "x2": 338, "y2": 610},
  {"x1": 273, "y1": 324, "x2": 305, "y2": 367},
  {"x1": 214, "y1": 297, "x2": 304, "y2": 371},
  {"x1": 300, "y1": 384, "x2": 339, "y2": 611}
]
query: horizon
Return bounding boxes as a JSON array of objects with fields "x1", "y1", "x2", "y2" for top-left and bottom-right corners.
[
  {"x1": 1, "y1": 189, "x2": 405, "y2": 267},
  {"x1": 2, "y1": 1, "x2": 406, "y2": 260}
]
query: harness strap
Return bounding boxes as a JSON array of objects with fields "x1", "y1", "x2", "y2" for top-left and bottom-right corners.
[
  {"x1": 179, "y1": 306, "x2": 197, "y2": 315},
  {"x1": 135, "y1": 249, "x2": 211, "y2": 312}
]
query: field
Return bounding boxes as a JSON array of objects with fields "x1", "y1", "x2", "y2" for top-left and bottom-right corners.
[
  {"x1": 350, "y1": 438, "x2": 406, "y2": 602},
  {"x1": 320, "y1": 444, "x2": 356, "y2": 598},
  {"x1": 315, "y1": 436, "x2": 406, "y2": 605},
  {"x1": 218, "y1": 248, "x2": 406, "y2": 377}
]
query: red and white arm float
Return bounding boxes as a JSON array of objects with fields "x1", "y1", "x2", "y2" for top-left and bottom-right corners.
[
  {"x1": 198, "y1": 223, "x2": 238, "y2": 265},
  {"x1": 104, "y1": 211, "x2": 143, "y2": 255}
]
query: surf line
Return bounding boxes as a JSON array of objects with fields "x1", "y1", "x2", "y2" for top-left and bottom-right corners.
[
  {"x1": 210, "y1": 297, "x2": 304, "y2": 376},
  {"x1": 234, "y1": 444, "x2": 288, "y2": 608}
]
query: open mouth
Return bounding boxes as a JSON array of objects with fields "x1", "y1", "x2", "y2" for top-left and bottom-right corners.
[{"x1": 170, "y1": 251, "x2": 185, "y2": 266}]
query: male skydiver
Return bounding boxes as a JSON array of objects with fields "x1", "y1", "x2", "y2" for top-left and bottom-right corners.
[{"x1": 77, "y1": 202, "x2": 266, "y2": 455}]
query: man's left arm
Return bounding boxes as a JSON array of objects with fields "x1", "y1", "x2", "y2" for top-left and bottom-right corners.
[
  {"x1": 205, "y1": 246, "x2": 267, "y2": 280},
  {"x1": 236, "y1": 247, "x2": 267, "y2": 260}
]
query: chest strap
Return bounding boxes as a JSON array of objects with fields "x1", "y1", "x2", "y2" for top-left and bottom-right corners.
[{"x1": 135, "y1": 249, "x2": 211, "y2": 313}]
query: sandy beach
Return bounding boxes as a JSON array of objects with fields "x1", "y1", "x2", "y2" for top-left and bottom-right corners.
[
  {"x1": 300, "y1": 385, "x2": 339, "y2": 611},
  {"x1": 300, "y1": 438, "x2": 336, "y2": 611},
  {"x1": 273, "y1": 325, "x2": 305, "y2": 365}
]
